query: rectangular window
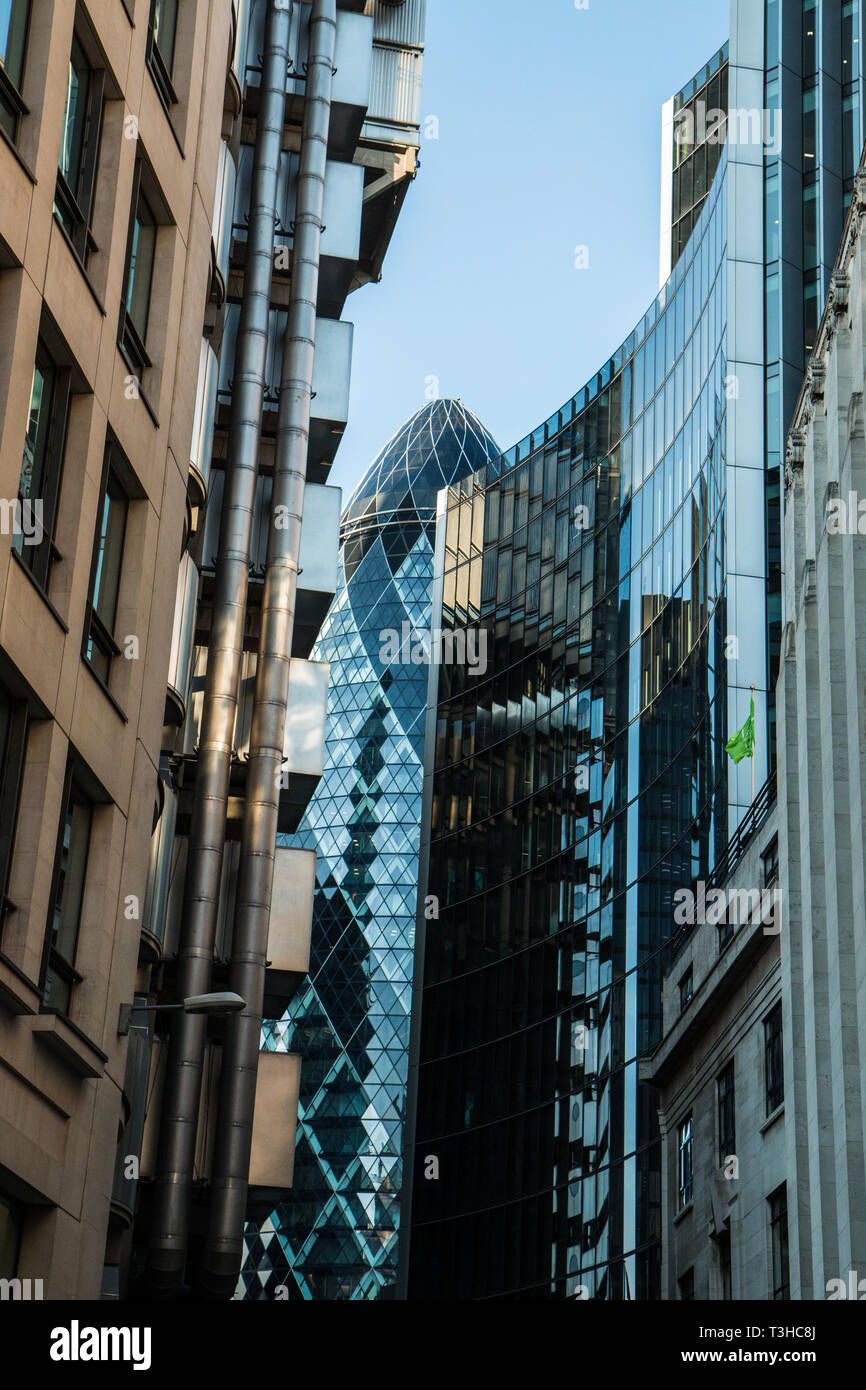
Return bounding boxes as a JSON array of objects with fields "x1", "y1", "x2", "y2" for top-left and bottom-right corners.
[
  {"x1": 719, "y1": 1229, "x2": 732, "y2": 1300},
  {"x1": 803, "y1": 0, "x2": 818, "y2": 78},
  {"x1": 717, "y1": 1060, "x2": 736, "y2": 1165},
  {"x1": 762, "y1": 834, "x2": 779, "y2": 887},
  {"x1": 719, "y1": 911, "x2": 735, "y2": 951},
  {"x1": 15, "y1": 339, "x2": 72, "y2": 590},
  {"x1": 843, "y1": 86, "x2": 860, "y2": 184},
  {"x1": 766, "y1": 0, "x2": 779, "y2": 70},
  {"x1": 0, "y1": 690, "x2": 27, "y2": 922},
  {"x1": 804, "y1": 273, "x2": 820, "y2": 359},
  {"x1": 803, "y1": 181, "x2": 819, "y2": 271},
  {"x1": 678, "y1": 1267, "x2": 695, "y2": 1300},
  {"x1": 843, "y1": 0, "x2": 860, "y2": 71},
  {"x1": 769, "y1": 1185, "x2": 790, "y2": 1300},
  {"x1": 84, "y1": 450, "x2": 129, "y2": 684},
  {"x1": 54, "y1": 33, "x2": 105, "y2": 262},
  {"x1": 0, "y1": 0, "x2": 30, "y2": 141},
  {"x1": 42, "y1": 765, "x2": 93, "y2": 1015},
  {"x1": 147, "y1": 0, "x2": 178, "y2": 107},
  {"x1": 765, "y1": 167, "x2": 779, "y2": 263},
  {"x1": 802, "y1": 86, "x2": 818, "y2": 167},
  {"x1": 765, "y1": 269, "x2": 780, "y2": 366},
  {"x1": 121, "y1": 170, "x2": 157, "y2": 377},
  {"x1": 679, "y1": 967, "x2": 693, "y2": 1013},
  {"x1": 678, "y1": 1114, "x2": 693, "y2": 1209},
  {"x1": 765, "y1": 1003, "x2": 784, "y2": 1115},
  {"x1": 0, "y1": 1191, "x2": 22, "y2": 1278}
]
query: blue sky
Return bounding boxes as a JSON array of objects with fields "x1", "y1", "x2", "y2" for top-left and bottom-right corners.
[{"x1": 331, "y1": 0, "x2": 729, "y2": 500}]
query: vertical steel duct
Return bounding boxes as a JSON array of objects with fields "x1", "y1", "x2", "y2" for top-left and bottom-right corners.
[
  {"x1": 198, "y1": 0, "x2": 337, "y2": 1299},
  {"x1": 147, "y1": 0, "x2": 293, "y2": 1294}
]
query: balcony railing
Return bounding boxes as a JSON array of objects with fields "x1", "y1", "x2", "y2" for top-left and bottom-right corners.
[{"x1": 708, "y1": 770, "x2": 777, "y2": 895}]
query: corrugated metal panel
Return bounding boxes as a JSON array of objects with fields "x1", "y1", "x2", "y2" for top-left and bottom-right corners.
[
  {"x1": 368, "y1": 43, "x2": 422, "y2": 126},
  {"x1": 364, "y1": 0, "x2": 426, "y2": 49}
]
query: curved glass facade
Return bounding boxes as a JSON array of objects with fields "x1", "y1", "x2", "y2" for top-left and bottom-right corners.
[
  {"x1": 241, "y1": 400, "x2": 500, "y2": 1300},
  {"x1": 406, "y1": 157, "x2": 729, "y2": 1300}
]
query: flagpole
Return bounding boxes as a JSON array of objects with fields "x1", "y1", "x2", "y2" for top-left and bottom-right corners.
[{"x1": 751, "y1": 685, "x2": 755, "y2": 805}]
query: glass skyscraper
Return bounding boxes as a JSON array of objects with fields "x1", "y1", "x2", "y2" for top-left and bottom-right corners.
[
  {"x1": 405, "y1": 158, "x2": 729, "y2": 1303},
  {"x1": 240, "y1": 400, "x2": 499, "y2": 1299},
  {"x1": 401, "y1": 0, "x2": 866, "y2": 1300}
]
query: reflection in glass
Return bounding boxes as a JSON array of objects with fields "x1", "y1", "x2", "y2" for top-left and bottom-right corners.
[{"x1": 126, "y1": 192, "x2": 157, "y2": 345}]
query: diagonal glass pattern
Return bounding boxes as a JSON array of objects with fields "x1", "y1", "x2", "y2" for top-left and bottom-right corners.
[{"x1": 239, "y1": 399, "x2": 499, "y2": 1300}]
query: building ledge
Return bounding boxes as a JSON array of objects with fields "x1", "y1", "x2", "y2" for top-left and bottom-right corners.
[
  {"x1": 761, "y1": 1103, "x2": 785, "y2": 1137},
  {"x1": 0, "y1": 951, "x2": 40, "y2": 1015},
  {"x1": 29, "y1": 1012, "x2": 107, "y2": 1079},
  {"x1": 643, "y1": 918, "x2": 779, "y2": 1088}
]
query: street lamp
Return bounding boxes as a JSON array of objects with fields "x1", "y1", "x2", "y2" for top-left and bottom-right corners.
[{"x1": 117, "y1": 992, "x2": 245, "y2": 1036}]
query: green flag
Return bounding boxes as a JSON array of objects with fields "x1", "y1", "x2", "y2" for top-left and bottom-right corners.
[{"x1": 726, "y1": 696, "x2": 755, "y2": 765}]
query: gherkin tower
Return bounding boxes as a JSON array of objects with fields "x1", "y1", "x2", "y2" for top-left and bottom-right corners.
[{"x1": 239, "y1": 400, "x2": 500, "y2": 1300}]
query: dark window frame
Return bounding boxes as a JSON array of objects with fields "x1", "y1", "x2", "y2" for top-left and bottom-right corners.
[
  {"x1": 0, "y1": 689, "x2": 27, "y2": 928},
  {"x1": 0, "y1": 0, "x2": 31, "y2": 143},
  {"x1": 719, "y1": 1228, "x2": 732, "y2": 1300},
  {"x1": 54, "y1": 30, "x2": 105, "y2": 263},
  {"x1": 717, "y1": 1058, "x2": 736, "y2": 1165},
  {"x1": 119, "y1": 161, "x2": 156, "y2": 379},
  {"x1": 762, "y1": 833, "x2": 779, "y2": 887},
  {"x1": 678, "y1": 1113, "x2": 694, "y2": 1209},
  {"x1": 0, "y1": 1189, "x2": 23, "y2": 1279},
  {"x1": 82, "y1": 442, "x2": 129, "y2": 685},
  {"x1": 40, "y1": 760, "x2": 93, "y2": 1016},
  {"x1": 678, "y1": 966, "x2": 693, "y2": 1012},
  {"x1": 764, "y1": 1002, "x2": 784, "y2": 1115},
  {"x1": 769, "y1": 1184, "x2": 790, "y2": 1300},
  {"x1": 146, "y1": 0, "x2": 178, "y2": 109},
  {"x1": 15, "y1": 337, "x2": 72, "y2": 592}
]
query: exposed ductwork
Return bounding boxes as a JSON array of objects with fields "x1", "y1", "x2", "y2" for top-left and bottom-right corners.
[
  {"x1": 197, "y1": 0, "x2": 338, "y2": 1300},
  {"x1": 146, "y1": 0, "x2": 294, "y2": 1295}
]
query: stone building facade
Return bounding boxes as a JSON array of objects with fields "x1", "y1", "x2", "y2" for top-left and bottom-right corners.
[
  {"x1": 645, "y1": 796, "x2": 786, "y2": 1300},
  {"x1": 0, "y1": 0, "x2": 232, "y2": 1299},
  {"x1": 776, "y1": 153, "x2": 866, "y2": 1301},
  {"x1": 650, "y1": 146, "x2": 866, "y2": 1304}
]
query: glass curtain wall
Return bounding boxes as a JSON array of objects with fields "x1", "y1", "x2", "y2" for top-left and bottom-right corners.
[{"x1": 406, "y1": 162, "x2": 729, "y2": 1300}]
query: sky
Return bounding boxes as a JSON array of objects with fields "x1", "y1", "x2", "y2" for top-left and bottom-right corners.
[{"x1": 330, "y1": 0, "x2": 729, "y2": 502}]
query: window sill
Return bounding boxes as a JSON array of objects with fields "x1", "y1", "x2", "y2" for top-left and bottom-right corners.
[
  {"x1": 674, "y1": 1200, "x2": 694, "y2": 1227},
  {"x1": 117, "y1": 338, "x2": 160, "y2": 429},
  {"x1": 81, "y1": 656, "x2": 128, "y2": 725},
  {"x1": 761, "y1": 1103, "x2": 785, "y2": 1136},
  {"x1": 51, "y1": 212, "x2": 106, "y2": 317},
  {"x1": 9, "y1": 548, "x2": 69, "y2": 633},
  {"x1": 30, "y1": 1010, "x2": 107, "y2": 1078},
  {"x1": 146, "y1": 52, "x2": 185, "y2": 160},
  {"x1": 0, "y1": 105, "x2": 36, "y2": 186},
  {"x1": 0, "y1": 949, "x2": 40, "y2": 1016}
]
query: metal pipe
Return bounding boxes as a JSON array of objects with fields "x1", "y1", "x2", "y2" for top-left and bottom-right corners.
[
  {"x1": 198, "y1": 0, "x2": 337, "y2": 1299},
  {"x1": 146, "y1": 0, "x2": 293, "y2": 1295}
]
